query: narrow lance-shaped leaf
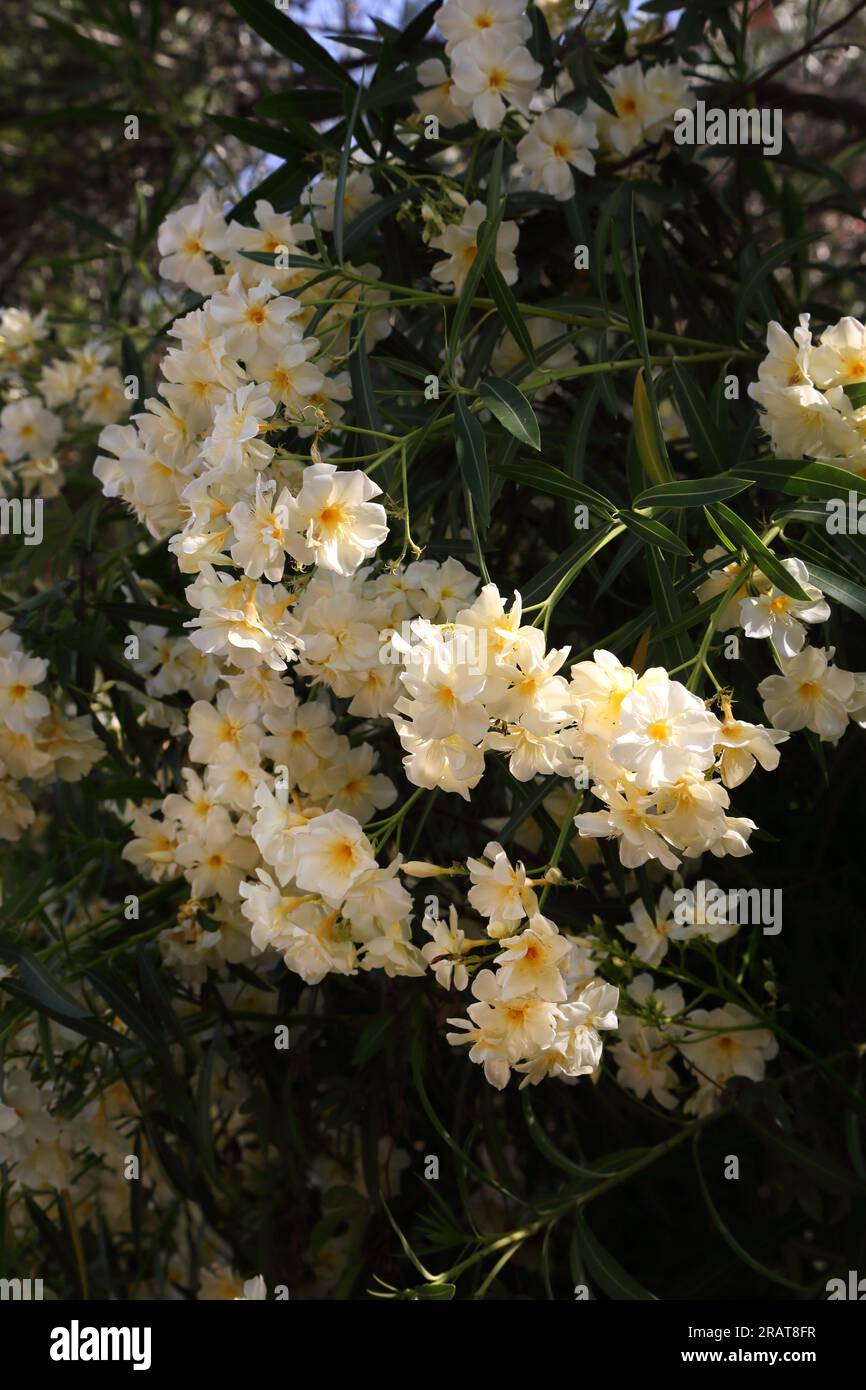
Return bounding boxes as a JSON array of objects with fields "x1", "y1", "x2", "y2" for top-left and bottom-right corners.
[
  {"x1": 632, "y1": 475, "x2": 751, "y2": 509},
  {"x1": 454, "y1": 398, "x2": 489, "y2": 529},
  {"x1": 333, "y1": 83, "x2": 363, "y2": 264},
  {"x1": 619, "y1": 509, "x2": 691, "y2": 557},
  {"x1": 633, "y1": 369, "x2": 671, "y2": 488},
  {"x1": 479, "y1": 378, "x2": 541, "y2": 451},
  {"x1": 709, "y1": 502, "x2": 811, "y2": 600},
  {"x1": 670, "y1": 360, "x2": 727, "y2": 473},
  {"x1": 228, "y1": 0, "x2": 357, "y2": 90}
]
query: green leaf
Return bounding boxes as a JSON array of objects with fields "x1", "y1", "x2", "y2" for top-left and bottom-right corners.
[
  {"x1": 454, "y1": 398, "x2": 489, "y2": 529},
  {"x1": 619, "y1": 510, "x2": 691, "y2": 556},
  {"x1": 478, "y1": 378, "x2": 541, "y2": 451},
  {"x1": 359, "y1": 70, "x2": 420, "y2": 112},
  {"x1": 14, "y1": 951, "x2": 92, "y2": 1020},
  {"x1": 749, "y1": 1122, "x2": 866, "y2": 1197},
  {"x1": 56, "y1": 206, "x2": 123, "y2": 247},
  {"x1": 735, "y1": 457, "x2": 866, "y2": 501},
  {"x1": 490, "y1": 458, "x2": 614, "y2": 517},
  {"x1": 670, "y1": 361, "x2": 727, "y2": 472},
  {"x1": 229, "y1": 161, "x2": 310, "y2": 223},
  {"x1": 343, "y1": 191, "x2": 408, "y2": 257},
  {"x1": 632, "y1": 475, "x2": 751, "y2": 508},
  {"x1": 798, "y1": 562, "x2": 866, "y2": 619},
  {"x1": 633, "y1": 369, "x2": 671, "y2": 488},
  {"x1": 483, "y1": 258, "x2": 537, "y2": 367},
  {"x1": 413, "y1": 1282, "x2": 456, "y2": 1300},
  {"x1": 333, "y1": 84, "x2": 363, "y2": 263},
  {"x1": 646, "y1": 546, "x2": 690, "y2": 668},
  {"x1": 734, "y1": 233, "x2": 819, "y2": 338},
  {"x1": 256, "y1": 89, "x2": 344, "y2": 122},
  {"x1": 228, "y1": 0, "x2": 356, "y2": 90},
  {"x1": 574, "y1": 1212, "x2": 657, "y2": 1300},
  {"x1": 709, "y1": 502, "x2": 811, "y2": 600},
  {"x1": 692, "y1": 1135, "x2": 809, "y2": 1292},
  {"x1": 843, "y1": 382, "x2": 866, "y2": 410},
  {"x1": 353, "y1": 1012, "x2": 394, "y2": 1066},
  {"x1": 210, "y1": 113, "x2": 302, "y2": 161}
]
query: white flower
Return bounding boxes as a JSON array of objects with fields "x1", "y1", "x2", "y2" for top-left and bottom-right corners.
[
  {"x1": 695, "y1": 546, "x2": 753, "y2": 631},
  {"x1": 261, "y1": 695, "x2": 340, "y2": 788},
  {"x1": 758, "y1": 645, "x2": 855, "y2": 742},
  {"x1": 567, "y1": 648, "x2": 637, "y2": 741},
  {"x1": 175, "y1": 814, "x2": 258, "y2": 902},
  {"x1": 234, "y1": 1275, "x2": 267, "y2": 1301},
  {"x1": 421, "y1": 905, "x2": 473, "y2": 990},
  {"x1": 207, "y1": 275, "x2": 302, "y2": 366},
  {"x1": 494, "y1": 913, "x2": 571, "y2": 1001},
  {"x1": 575, "y1": 780, "x2": 680, "y2": 871},
  {"x1": 429, "y1": 200, "x2": 519, "y2": 292},
  {"x1": 157, "y1": 191, "x2": 228, "y2": 292},
  {"x1": 669, "y1": 879, "x2": 739, "y2": 945},
  {"x1": 446, "y1": 968, "x2": 561, "y2": 1089},
  {"x1": 393, "y1": 723, "x2": 486, "y2": 799},
  {"x1": 313, "y1": 741, "x2": 396, "y2": 824},
  {"x1": 752, "y1": 316, "x2": 813, "y2": 391},
  {"x1": 394, "y1": 626, "x2": 488, "y2": 743},
  {"x1": 809, "y1": 315, "x2": 866, "y2": 389},
  {"x1": 617, "y1": 888, "x2": 678, "y2": 967},
  {"x1": 203, "y1": 382, "x2": 276, "y2": 474},
  {"x1": 290, "y1": 809, "x2": 377, "y2": 905},
  {"x1": 452, "y1": 33, "x2": 543, "y2": 129},
  {"x1": 678, "y1": 1005, "x2": 778, "y2": 1085},
  {"x1": 611, "y1": 669, "x2": 720, "y2": 790},
  {"x1": 361, "y1": 920, "x2": 427, "y2": 978},
  {"x1": 249, "y1": 780, "x2": 317, "y2": 886},
  {"x1": 302, "y1": 171, "x2": 378, "y2": 232},
  {"x1": 714, "y1": 705, "x2": 788, "y2": 788},
  {"x1": 435, "y1": 0, "x2": 532, "y2": 57},
  {"x1": 612, "y1": 1023, "x2": 679, "y2": 1110},
  {"x1": 414, "y1": 58, "x2": 473, "y2": 127},
  {"x1": 466, "y1": 840, "x2": 538, "y2": 923},
  {"x1": 595, "y1": 63, "x2": 664, "y2": 156},
  {"x1": 749, "y1": 379, "x2": 862, "y2": 463},
  {"x1": 0, "y1": 397, "x2": 61, "y2": 461},
  {"x1": 341, "y1": 859, "x2": 412, "y2": 934},
  {"x1": 739, "y1": 558, "x2": 830, "y2": 658},
  {"x1": 0, "y1": 653, "x2": 50, "y2": 732},
  {"x1": 228, "y1": 476, "x2": 294, "y2": 581},
  {"x1": 643, "y1": 62, "x2": 692, "y2": 139},
  {"x1": 286, "y1": 463, "x2": 388, "y2": 575},
  {"x1": 516, "y1": 108, "x2": 598, "y2": 198},
  {"x1": 185, "y1": 570, "x2": 301, "y2": 672}
]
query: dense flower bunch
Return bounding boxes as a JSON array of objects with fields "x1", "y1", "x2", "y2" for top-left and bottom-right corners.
[
  {"x1": 750, "y1": 314, "x2": 866, "y2": 474},
  {"x1": 416, "y1": 0, "x2": 691, "y2": 161},
  {"x1": 90, "y1": 158, "x2": 865, "y2": 1111},
  {"x1": 0, "y1": 308, "x2": 116, "y2": 839},
  {"x1": 0, "y1": 613, "x2": 104, "y2": 840},
  {"x1": 85, "y1": 2, "x2": 864, "y2": 1113},
  {"x1": 0, "y1": 306, "x2": 128, "y2": 498}
]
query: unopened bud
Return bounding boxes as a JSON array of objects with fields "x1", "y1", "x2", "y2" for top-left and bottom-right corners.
[{"x1": 401, "y1": 861, "x2": 453, "y2": 878}]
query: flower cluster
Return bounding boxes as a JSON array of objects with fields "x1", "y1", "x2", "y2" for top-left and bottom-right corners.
[
  {"x1": 749, "y1": 314, "x2": 866, "y2": 474},
  {"x1": 415, "y1": 0, "x2": 692, "y2": 179},
  {"x1": 697, "y1": 548, "x2": 866, "y2": 742},
  {"x1": 0, "y1": 614, "x2": 103, "y2": 840},
  {"x1": 610, "y1": 971, "x2": 778, "y2": 1117},
  {"x1": 0, "y1": 306, "x2": 128, "y2": 497}
]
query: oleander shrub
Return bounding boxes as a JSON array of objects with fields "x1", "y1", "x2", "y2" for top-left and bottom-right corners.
[{"x1": 2, "y1": 0, "x2": 866, "y2": 1301}]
